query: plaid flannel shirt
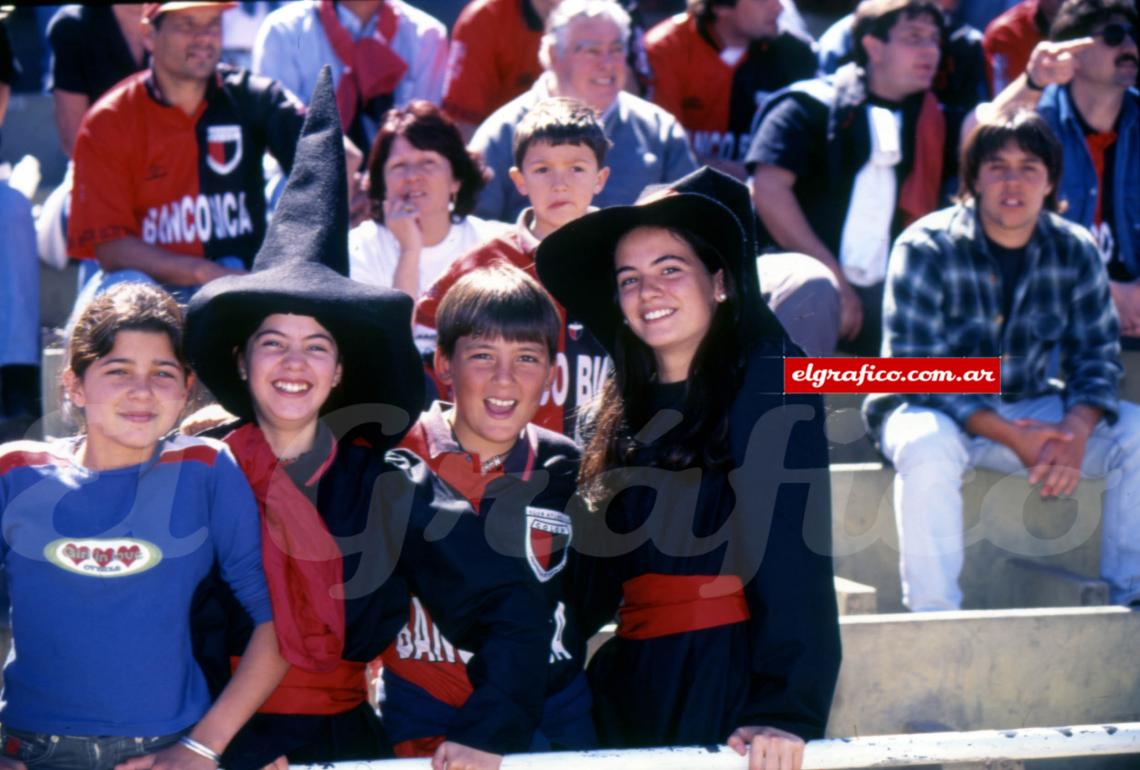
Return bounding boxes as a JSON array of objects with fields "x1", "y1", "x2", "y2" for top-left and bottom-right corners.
[{"x1": 863, "y1": 204, "x2": 1121, "y2": 440}]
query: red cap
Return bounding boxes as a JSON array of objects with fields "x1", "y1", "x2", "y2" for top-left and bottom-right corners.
[{"x1": 142, "y1": 2, "x2": 237, "y2": 22}]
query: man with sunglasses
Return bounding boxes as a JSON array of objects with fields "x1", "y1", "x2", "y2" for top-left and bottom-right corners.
[{"x1": 990, "y1": 0, "x2": 1140, "y2": 341}]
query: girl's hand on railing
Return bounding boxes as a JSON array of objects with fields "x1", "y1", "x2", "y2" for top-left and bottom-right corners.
[{"x1": 727, "y1": 725, "x2": 805, "y2": 770}]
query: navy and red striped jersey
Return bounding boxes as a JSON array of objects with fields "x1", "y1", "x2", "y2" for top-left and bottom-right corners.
[
  {"x1": 69, "y1": 65, "x2": 305, "y2": 267},
  {"x1": 379, "y1": 402, "x2": 585, "y2": 753}
]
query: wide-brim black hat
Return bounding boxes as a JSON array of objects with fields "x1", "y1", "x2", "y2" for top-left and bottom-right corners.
[
  {"x1": 185, "y1": 67, "x2": 423, "y2": 448},
  {"x1": 535, "y1": 166, "x2": 790, "y2": 357}
]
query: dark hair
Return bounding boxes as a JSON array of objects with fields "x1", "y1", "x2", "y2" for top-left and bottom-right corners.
[
  {"x1": 686, "y1": 0, "x2": 738, "y2": 26},
  {"x1": 436, "y1": 265, "x2": 562, "y2": 361},
  {"x1": 68, "y1": 283, "x2": 188, "y2": 380},
  {"x1": 578, "y1": 228, "x2": 745, "y2": 507},
  {"x1": 958, "y1": 109, "x2": 1064, "y2": 211},
  {"x1": 1050, "y1": 0, "x2": 1136, "y2": 41},
  {"x1": 513, "y1": 97, "x2": 611, "y2": 169},
  {"x1": 367, "y1": 101, "x2": 490, "y2": 224},
  {"x1": 852, "y1": 0, "x2": 944, "y2": 65}
]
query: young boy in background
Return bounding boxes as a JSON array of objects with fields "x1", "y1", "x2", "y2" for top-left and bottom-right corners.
[
  {"x1": 377, "y1": 265, "x2": 594, "y2": 757},
  {"x1": 416, "y1": 97, "x2": 611, "y2": 438}
]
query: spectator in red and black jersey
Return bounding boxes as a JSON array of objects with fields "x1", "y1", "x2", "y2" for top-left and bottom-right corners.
[
  {"x1": 982, "y1": 0, "x2": 1064, "y2": 92},
  {"x1": 645, "y1": 0, "x2": 816, "y2": 178},
  {"x1": 47, "y1": 4, "x2": 148, "y2": 157},
  {"x1": 442, "y1": 0, "x2": 653, "y2": 140},
  {"x1": 67, "y1": 1, "x2": 307, "y2": 307}
]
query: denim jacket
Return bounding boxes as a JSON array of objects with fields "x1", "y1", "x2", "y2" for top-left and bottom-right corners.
[{"x1": 1037, "y1": 84, "x2": 1140, "y2": 278}]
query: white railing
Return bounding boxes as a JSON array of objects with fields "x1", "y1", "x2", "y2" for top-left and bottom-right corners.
[{"x1": 292, "y1": 722, "x2": 1140, "y2": 768}]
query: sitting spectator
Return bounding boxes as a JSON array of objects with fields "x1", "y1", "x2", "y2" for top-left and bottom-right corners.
[
  {"x1": 349, "y1": 101, "x2": 503, "y2": 356},
  {"x1": 863, "y1": 111, "x2": 1140, "y2": 612},
  {"x1": 416, "y1": 97, "x2": 611, "y2": 437},
  {"x1": 66, "y1": 1, "x2": 306, "y2": 305},
  {"x1": 0, "y1": 18, "x2": 39, "y2": 439},
  {"x1": 253, "y1": 0, "x2": 448, "y2": 152},
  {"x1": 983, "y1": 0, "x2": 1063, "y2": 91},
  {"x1": 645, "y1": 0, "x2": 816, "y2": 177},
  {"x1": 471, "y1": 0, "x2": 697, "y2": 223},
  {"x1": 47, "y1": 4, "x2": 147, "y2": 157},
  {"x1": 443, "y1": 0, "x2": 652, "y2": 140},
  {"x1": 817, "y1": 0, "x2": 990, "y2": 183},
  {"x1": 986, "y1": 0, "x2": 1140, "y2": 341},
  {"x1": 747, "y1": 0, "x2": 947, "y2": 356}
]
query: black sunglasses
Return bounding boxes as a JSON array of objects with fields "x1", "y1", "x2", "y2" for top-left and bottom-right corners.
[{"x1": 1097, "y1": 22, "x2": 1136, "y2": 47}]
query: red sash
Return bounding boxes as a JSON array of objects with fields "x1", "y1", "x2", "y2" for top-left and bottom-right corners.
[
  {"x1": 318, "y1": 0, "x2": 407, "y2": 130},
  {"x1": 898, "y1": 91, "x2": 946, "y2": 227},
  {"x1": 225, "y1": 423, "x2": 345, "y2": 673},
  {"x1": 231, "y1": 656, "x2": 367, "y2": 715},
  {"x1": 617, "y1": 574, "x2": 750, "y2": 640}
]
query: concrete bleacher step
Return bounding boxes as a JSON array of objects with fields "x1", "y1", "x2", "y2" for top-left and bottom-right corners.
[
  {"x1": 1002, "y1": 558, "x2": 1109, "y2": 608},
  {"x1": 824, "y1": 392, "x2": 881, "y2": 464},
  {"x1": 830, "y1": 463, "x2": 1106, "y2": 613},
  {"x1": 834, "y1": 575, "x2": 878, "y2": 615},
  {"x1": 829, "y1": 606, "x2": 1140, "y2": 739}
]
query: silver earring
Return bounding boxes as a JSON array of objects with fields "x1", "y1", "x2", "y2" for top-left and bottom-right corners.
[{"x1": 715, "y1": 292, "x2": 726, "y2": 302}]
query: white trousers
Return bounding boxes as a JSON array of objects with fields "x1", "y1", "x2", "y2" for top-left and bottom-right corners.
[{"x1": 881, "y1": 397, "x2": 1140, "y2": 611}]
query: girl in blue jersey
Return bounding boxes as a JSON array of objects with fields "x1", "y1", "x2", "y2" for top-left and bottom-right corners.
[
  {"x1": 0, "y1": 282, "x2": 285, "y2": 770},
  {"x1": 536, "y1": 168, "x2": 842, "y2": 770}
]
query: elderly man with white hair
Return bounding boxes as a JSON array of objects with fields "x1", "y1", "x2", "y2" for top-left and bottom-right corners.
[{"x1": 469, "y1": 0, "x2": 697, "y2": 222}]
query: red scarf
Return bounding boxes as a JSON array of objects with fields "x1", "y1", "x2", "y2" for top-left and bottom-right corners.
[
  {"x1": 898, "y1": 91, "x2": 946, "y2": 227},
  {"x1": 225, "y1": 423, "x2": 345, "y2": 672},
  {"x1": 318, "y1": 0, "x2": 407, "y2": 130}
]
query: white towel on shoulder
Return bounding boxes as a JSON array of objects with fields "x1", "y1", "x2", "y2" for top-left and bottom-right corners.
[{"x1": 838, "y1": 105, "x2": 901, "y2": 287}]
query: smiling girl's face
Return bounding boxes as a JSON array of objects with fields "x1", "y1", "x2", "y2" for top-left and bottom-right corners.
[
  {"x1": 65, "y1": 330, "x2": 190, "y2": 470},
  {"x1": 614, "y1": 226, "x2": 724, "y2": 383},
  {"x1": 240, "y1": 314, "x2": 343, "y2": 441}
]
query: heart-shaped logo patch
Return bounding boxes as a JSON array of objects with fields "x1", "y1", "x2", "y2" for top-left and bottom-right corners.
[
  {"x1": 116, "y1": 545, "x2": 140, "y2": 567},
  {"x1": 64, "y1": 543, "x2": 90, "y2": 566}
]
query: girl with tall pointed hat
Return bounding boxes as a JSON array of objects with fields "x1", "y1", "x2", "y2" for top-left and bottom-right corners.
[
  {"x1": 536, "y1": 167, "x2": 842, "y2": 770},
  {"x1": 185, "y1": 68, "x2": 550, "y2": 770}
]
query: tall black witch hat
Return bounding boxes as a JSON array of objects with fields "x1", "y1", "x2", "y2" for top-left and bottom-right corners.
[{"x1": 185, "y1": 67, "x2": 424, "y2": 448}]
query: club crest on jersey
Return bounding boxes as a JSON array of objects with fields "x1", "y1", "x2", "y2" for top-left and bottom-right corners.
[
  {"x1": 206, "y1": 125, "x2": 243, "y2": 176},
  {"x1": 525, "y1": 507, "x2": 571, "y2": 582},
  {"x1": 567, "y1": 322, "x2": 584, "y2": 342},
  {"x1": 44, "y1": 537, "x2": 162, "y2": 578}
]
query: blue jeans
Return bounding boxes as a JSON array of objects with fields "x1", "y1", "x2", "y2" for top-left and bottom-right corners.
[
  {"x1": 0, "y1": 727, "x2": 182, "y2": 770},
  {"x1": 0, "y1": 182, "x2": 39, "y2": 367}
]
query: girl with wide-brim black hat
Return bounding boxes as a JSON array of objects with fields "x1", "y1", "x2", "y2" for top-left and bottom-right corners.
[
  {"x1": 535, "y1": 167, "x2": 842, "y2": 770},
  {"x1": 185, "y1": 68, "x2": 550, "y2": 770}
]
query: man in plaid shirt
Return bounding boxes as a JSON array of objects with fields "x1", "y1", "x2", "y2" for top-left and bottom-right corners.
[{"x1": 863, "y1": 110, "x2": 1140, "y2": 611}]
